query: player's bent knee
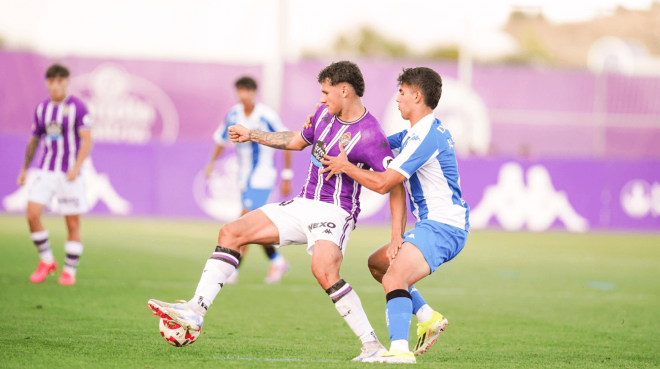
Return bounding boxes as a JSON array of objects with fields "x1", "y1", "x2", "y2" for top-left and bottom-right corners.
[
  {"x1": 217, "y1": 224, "x2": 243, "y2": 249},
  {"x1": 381, "y1": 271, "x2": 407, "y2": 292}
]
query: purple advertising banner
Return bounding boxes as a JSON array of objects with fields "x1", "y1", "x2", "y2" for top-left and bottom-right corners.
[
  {"x1": 1, "y1": 135, "x2": 658, "y2": 231},
  {"x1": 1, "y1": 50, "x2": 658, "y2": 230}
]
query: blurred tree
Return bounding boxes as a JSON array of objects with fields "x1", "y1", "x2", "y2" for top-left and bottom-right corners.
[{"x1": 332, "y1": 27, "x2": 409, "y2": 57}]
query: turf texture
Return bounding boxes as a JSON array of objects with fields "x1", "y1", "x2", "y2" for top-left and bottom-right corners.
[{"x1": 0, "y1": 214, "x2": 659, "y2": 368}]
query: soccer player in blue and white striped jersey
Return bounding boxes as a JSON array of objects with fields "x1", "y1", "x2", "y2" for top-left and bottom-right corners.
[
  {"x1": 205, "y1": 76, "x2": 292, "y2": 284},
  {"x1": 321, "y1": 67, "x2": 469, "y2": 363}
]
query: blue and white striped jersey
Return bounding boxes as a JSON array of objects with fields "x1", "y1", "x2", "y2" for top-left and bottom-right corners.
[
  {"x1": 388, "y1": 113, "x2": 470, "y2": 230},
  {"x1": 213, "y1": 103, "x2": 287, "y2": 190}
]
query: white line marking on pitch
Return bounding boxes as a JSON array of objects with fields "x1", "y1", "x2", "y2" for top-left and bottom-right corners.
[{"x1": 213, "y1": 356, "x2": 341, "y2": 363}]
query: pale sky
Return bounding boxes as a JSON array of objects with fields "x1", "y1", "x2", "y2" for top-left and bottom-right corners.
[{"x1": 0, "y1": 0, "x2": 655, "y2": 63}]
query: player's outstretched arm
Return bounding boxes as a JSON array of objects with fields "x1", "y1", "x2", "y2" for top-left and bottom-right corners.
[
  {"x1": 228, "y1": 124, "x2": 309, "y2": 151},
  {"x1": 321, "y1": 143, "x2": 406, "y2": 194}
]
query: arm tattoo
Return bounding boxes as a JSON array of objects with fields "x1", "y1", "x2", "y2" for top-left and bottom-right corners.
[
  {"x1": 23, "y1": 137, "x2": 39, "y2": 168},
  {"x1": 248, "y1": 130, "x2": 295, "y2": 150}
]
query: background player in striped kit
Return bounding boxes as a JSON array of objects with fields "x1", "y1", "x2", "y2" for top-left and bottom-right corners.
[
  {"x1": 205, "y1": 76, "x2": 292, "y2": 285},
  {"x1": 147, "y1": 61, "x2": 408, "y2": 361},
  {"x1": 16, "y1": 64, "x2": 93, "y2": 286},
  {"x1": 321, "y1": 67, "x2": 469, "y2": 363}
]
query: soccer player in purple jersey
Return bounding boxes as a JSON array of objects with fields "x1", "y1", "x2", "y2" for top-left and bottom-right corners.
[
  {"x1": 321, "y1": 67, "x2": 469, "y2": 363},
  {"x1": 147, "y1": 61, "x2": 407, "y2": 361},
  {"x1": 15, "y1": 64, "x2": 93, "y2": 286}
]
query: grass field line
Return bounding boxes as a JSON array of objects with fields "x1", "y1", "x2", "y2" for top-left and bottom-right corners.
[{"x1": 212, "y1": 356, "x2": 341, "y2": 363}]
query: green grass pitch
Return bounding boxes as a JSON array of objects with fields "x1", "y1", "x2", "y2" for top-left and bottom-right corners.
[{"x1": 1, "y1": 214, "x2": 659, "y2": 368}]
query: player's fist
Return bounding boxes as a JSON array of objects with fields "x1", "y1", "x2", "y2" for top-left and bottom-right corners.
[
  {"x1": 228, "y1": 125, "x2": 250, "y2": 143},
  {"x1": 302, "y1": 103, "x2": 320, "y2": 130},
  {"x1": 17, "y1": 168, "x2": 27, "y2": 186}
]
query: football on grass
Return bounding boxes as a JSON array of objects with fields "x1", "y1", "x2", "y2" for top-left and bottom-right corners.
[{"x1": 158, "y1": 318, "x2": 200, "y2": 347}]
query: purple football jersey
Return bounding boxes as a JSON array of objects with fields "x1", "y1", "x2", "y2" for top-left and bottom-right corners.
[
  {"x1": 32, "y1": 96, "x2": 92, "y2": 173},
  {"x1": 299, "y1": 104, "x2": 394, "y2": 222}
]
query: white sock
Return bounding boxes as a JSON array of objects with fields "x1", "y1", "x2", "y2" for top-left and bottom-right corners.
[
  {"x1": 416, "y1": 304, "x2": 434, "y2": 323},
  {"x1": 390, "y1": 339, "x2": 409, "y2": 352},
  {"x1": 191, "y1": 248, "x2": 240, "y2": 316},
  {"x1": 31, "y1": 230, "x2": 54, "y2": 264},
  {"x1": 327, "y1": 280, "x2": 379, "y2": 345},
  {"x1": 63, "y1": 241, "x2": 83, "y2": 276}
]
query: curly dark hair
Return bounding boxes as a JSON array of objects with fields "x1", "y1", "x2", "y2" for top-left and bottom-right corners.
[
  {"x1": 397, "y1": 67, "x2": 442, "y2": 109},
  {"x1": 317, "y1": 61, "x2": 365, "y2": 97},
  {"x1": 235, "y1": 76, "x2": 258, "y2": 90},
  {"x1": 45, "y1": 64, "x2": 70, "y2": 79}
]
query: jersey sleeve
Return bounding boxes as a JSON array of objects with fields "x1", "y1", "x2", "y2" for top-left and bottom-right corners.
[
  {"x1": 213, "y1": 111, "x2": 237, "y2": 145},
  {"x1": 358, "y1": 127, "x2": 395, "y2": 172},
  {"x1": 32, "y1": 105, "x2": 44, "y2": 137},
  {"x1": 388, "y1": 129, "x2": 439, "y2": 179},
  {"x1": 301, "y1": 105, "x2": 327, "y2": 145},
  {"x1": 76, "y1": 102, "x2": 93, "y2": 131},
  {"x1": 387, "y1": 130, "x2": 407, "y2": 157}
]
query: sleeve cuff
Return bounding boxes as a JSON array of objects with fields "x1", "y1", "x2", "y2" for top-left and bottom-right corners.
[
  {"x1": 391, "y1": 166, "x2": 411, "y2": 179},
  {"x1": 300, "y1": 131, "x2": 312, "y2": 145}
]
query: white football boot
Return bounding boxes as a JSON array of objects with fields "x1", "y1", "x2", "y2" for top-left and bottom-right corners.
[
  {"x1": 351, "y1": 340, "x2": 387, "y2": 361},
  {"x1": 148, "y1": 299, "x2": 204, "y2": 331}
]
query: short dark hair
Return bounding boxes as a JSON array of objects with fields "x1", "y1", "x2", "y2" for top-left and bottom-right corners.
[
  {"x1": 397, "y1": 67, "x2": 442, "y2": 109},
  {"x1": 45, "y1": 64, "x2": 70, "y2": 79},
  {"x1": 317, "y1": 61, "x2": 365, "y2": 97},
  {"x1": 235, "y1": 76, "x2": 258, "y2": 90}
]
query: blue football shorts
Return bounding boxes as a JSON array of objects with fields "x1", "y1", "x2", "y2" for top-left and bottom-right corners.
[
  {"x1": 403, "y1": 219, "x2": 468, "y2": 274},
  {"x1": 241, "y1": 186, "x2": 273, "y2": 211}
]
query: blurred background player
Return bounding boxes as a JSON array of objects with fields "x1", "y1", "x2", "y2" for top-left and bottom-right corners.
[
  {"x1": 204, "y1": 76, "x2": 292, "y2": 284},
  {"x1": 15, "y1": 63, "x2": 93, "y2": 286},
  {"x1": 321, "y1": 67, "x2": 469, "y2": 363}
]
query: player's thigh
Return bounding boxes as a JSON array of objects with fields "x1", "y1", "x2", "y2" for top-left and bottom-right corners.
[
  {"x1": 383, "y1": 242, "x2": 431, "y2": 291},
  {"x1": 299, "y1": 199, "x2": 354, "y2": 256},
  {"x1": 219, "y1": 209, "x2": 280, "y2": 246}
]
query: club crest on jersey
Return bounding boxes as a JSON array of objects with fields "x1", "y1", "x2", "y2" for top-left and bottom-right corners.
[
  {"x1": 311, "y1": 140, "x2": 327, "y2": 168},
  {"x1": 340, "y1": 132, "x2": 352, "y2": 147}
]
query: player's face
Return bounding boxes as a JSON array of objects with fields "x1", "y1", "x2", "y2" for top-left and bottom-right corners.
[
  {"x1": 46, "y1": 77, "x2": 69, "y2": 102},
  {"x1": 319, "y1": 79, "x2": 343, "y2": 116},
  {"x1": 236, "y1": 87, "x2": 256, "y2": 107},
  {"x1": 396, "y1": 83, "x2": 417, "y2": 120}
]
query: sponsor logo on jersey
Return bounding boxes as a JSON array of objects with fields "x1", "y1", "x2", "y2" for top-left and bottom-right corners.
[
  {"x1": 311, "y1": 140, "x2": 327, "y2": 168},
  {"x1": 308, "y1": 222, "x2": 336, "y2": 232}
]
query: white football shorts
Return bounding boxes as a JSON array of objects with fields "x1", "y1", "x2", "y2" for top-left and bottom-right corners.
[
  {"x1": 27, "y1": 170, "x2": 89, "y2": 215},
  {"x1": 260, "y1": 197, "x2": 355, "y2": 256}
]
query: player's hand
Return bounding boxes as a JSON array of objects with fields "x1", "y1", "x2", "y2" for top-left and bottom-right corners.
[
  {"x1": 302, "y1": 103, "x2": 320, "y2": 129},
  {"x1": 228, "y1": 125, "x2": 250, "y2": 143},
  {"x1": 17, "y1": 168, "x2": 27, "y2": 186},
  {"x1": 66, "y1": 166, "x2": 79, "y2": 181},
  {"x1": 386, "y1": 236, "x2": 404, "y2": 264},
  {"x1": 320, "y1": 142, "x2": 349, "y2": 180},
  {"x1": 204, "y1": 162, "x2": 215, "y2": 178},
  {"x1": 281, "y1": 179, "x2": 291, "y2": 196}
]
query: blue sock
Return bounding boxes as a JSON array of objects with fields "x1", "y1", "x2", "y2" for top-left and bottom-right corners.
[
  {"x1": 409, "y1": 285, "x2": 427, "y2": 315},
  {"x1": 386, "y1": 290, "x2": 413, "y2": 343}
]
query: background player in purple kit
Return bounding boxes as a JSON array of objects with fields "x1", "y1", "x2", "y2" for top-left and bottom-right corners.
[
  {"x1": 16, "y1": 64, "x2": 93, "y2": 286},
  {"x1": 147, "y1": 61, "x2": 408, "y2": 361}
]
